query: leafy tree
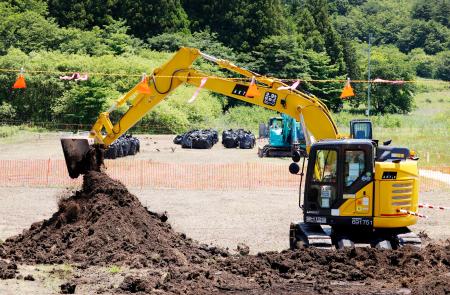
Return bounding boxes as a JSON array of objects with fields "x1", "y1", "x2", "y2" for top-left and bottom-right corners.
[
  {"x1": 47, "y1": 0, "x2": 190, "y2": 40},
  {"x1": 397, "y1": 20, "x2": 450, "y2": 54},
  {"x1": 412, "y1": 0, "x2": 434, "y2": 21},
  {"x1": 47, "y1": 0, "x2": 113, "y2": 29},
  {"x1": 412, "y1": 0, "x2": 450, "y2": 27},
  {"x1": 0, "y1": 2, "x2": 62, "y2": 54},
  {"x1": 53, "y1": 82, "x2": 120, "y2": 124},
  {"x1": 182, "y1": 0, "x2": 288, "y2": 50},
  {"x1": 2, "y1": 0, "x2": 48, "y2": 15},
  {"x1": 147, "y1": 31, "x2": 235, "y2": 60},
  {"x1": 0, "y1": 2, "x2": 141, "y2": 56},
  {"x1": 341, "y1": 38, "x2": 364, "y2": 108},
  {"x1": 101, "y1": 19, "x2": 142, "y2": 55},
  {"x1": 341, "y1": 38, "x2": 361, "y2": 80},
  {"x1": 302, "y1": 50, "x2": 344, "y2": 112},
  {"x1": 434, "y1": 50, "x2": 450, "y2": 80},
  {"x1": 292, "y1": 8, "x2": 326, "y2": 52},
  {"x1": 115, "y1": 0, "x2": 190, "y2": 39},
  {"x1": 249, "y1": 35, "x2": 344, "y2": 111},
  {"x1": 328, "y1": 0, "x2": 352, "y2": 15},
  {"x1": 0, "y1": 102, "x2": 16, "y2": 120},
  {"x1": 408, "y1": 48, "x2": 435, "y2": 78},
  {"x1": 58, "y1": 20, "x2": 141, "y2": 56},
  {"x1": 252, "y1": 34, "x2": 309, "y2": 78},
  {"x1": 297, "y1": 0, "x2": 345, "y2": 72},
  {"x1": 360, "y1": 46, "x2": 416, "y2": 114}
]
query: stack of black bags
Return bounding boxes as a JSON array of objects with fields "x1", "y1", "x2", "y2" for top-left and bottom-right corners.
[
  {"x1": 222, "y1": 129, "x2": 255, "y2": 149},
  {"x1": 173, "y1": 129, "x2": 219, "y2": 149},
  {"x1": 104, "y1": 134, "x2": 140, "y2": 159}
]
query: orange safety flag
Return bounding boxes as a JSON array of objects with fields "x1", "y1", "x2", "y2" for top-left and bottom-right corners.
[
  {"x1": 137, "y1": 74, "x2": 152, "y2": 94},
  {"x1": 245, "y1": 76, "x2": 260, "y2": 98},
  {"x1": 340, "y1": 78, "x2": 354, "y2": 99},
  {"x1": 12, "y1": 74, "x2": 26, "y2": 89}
]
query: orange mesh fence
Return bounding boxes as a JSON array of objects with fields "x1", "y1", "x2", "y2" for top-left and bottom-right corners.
[
  {"x1": 0, "y1": 159, "x2": 302, "y2": 190},
  {"x1": 0, "y1": 159, "x2": 448, "y2": 192}
]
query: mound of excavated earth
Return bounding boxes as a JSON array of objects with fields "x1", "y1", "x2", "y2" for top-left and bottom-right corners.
[
  {"x1": 1, "y1": 171, "x2": 449, "y2": 294},
  {"x1": 0, "y1": 171, "x2": 227, "y2": 268}
]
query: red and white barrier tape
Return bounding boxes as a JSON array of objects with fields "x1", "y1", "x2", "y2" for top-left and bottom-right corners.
[
  {"x1": 397, "y1": 209, "x2": 428, "y2": 218},
  {"x1": 419, "y1": 203, "x2": 449, "y2": 210}
]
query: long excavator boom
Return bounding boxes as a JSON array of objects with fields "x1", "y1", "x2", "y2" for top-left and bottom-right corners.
[{"x1": 62, "y1": 47, "x2": 342, "y2": 178}]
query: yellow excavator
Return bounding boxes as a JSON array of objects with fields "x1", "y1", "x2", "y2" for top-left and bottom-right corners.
[{"x1": 61, "y1": 47, "x2": 421, "y2": 249}]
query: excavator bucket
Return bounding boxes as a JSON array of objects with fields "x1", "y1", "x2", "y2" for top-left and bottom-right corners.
[{"x1": 61, "y1": 136, "x2": 104, "y2": 178}]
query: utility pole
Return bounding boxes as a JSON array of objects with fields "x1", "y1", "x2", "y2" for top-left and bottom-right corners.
[{"x1": 366, "y1": 33, "x2": 372, "y2": 116}]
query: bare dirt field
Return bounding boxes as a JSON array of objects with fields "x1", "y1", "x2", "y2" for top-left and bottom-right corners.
[
  {"x1": 1, "y1": 187, "x2": 448, "y2": 254},
  {"x1": 0, "y1": 132, "x2": 288, "y2": 163},
  {"x1": 0, "y1": 131, "x2": 449, "y2": 294}
]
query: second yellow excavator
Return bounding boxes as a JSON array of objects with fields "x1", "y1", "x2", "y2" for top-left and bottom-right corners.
[{"x1": 61, "y1": 47, "x2": 421, "y2": 249}]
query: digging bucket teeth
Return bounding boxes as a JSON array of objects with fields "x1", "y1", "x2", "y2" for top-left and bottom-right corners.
[{"x1": 61, "y1": 136, "x2": 104, "y2": 178}]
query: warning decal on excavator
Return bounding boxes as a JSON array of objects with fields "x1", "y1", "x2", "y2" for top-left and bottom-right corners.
[
  {"x1": 382, "y1": 172, "x2": 397, "y2": 179},
  {"x1": 263, "y1": 92, "x2": 278, "y2": 106},
  {"x1": 232, "y1": 84, "x2": 249, "y2": 96}
]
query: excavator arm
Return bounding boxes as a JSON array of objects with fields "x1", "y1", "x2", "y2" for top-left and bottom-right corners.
[{"x1": 62, "y1": 47, "x2": 342, "y2": 178}]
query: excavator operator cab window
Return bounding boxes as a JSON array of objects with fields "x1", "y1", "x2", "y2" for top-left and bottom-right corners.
[
  {"x1": 345, "y1": 150, "x2": 365, "y2": 187},
  {"x1": 271, "y1": 118, "x2": 282, "y2": 129},
  {"x1": 313, "y1": 150, "x2": 337, "y2": 183},
  {"x1": 350, "y1": 120, "x2": 372, "y2": 139},
  {"x1": 308, "y1": 149, "x2": 338, "y2": 209}
]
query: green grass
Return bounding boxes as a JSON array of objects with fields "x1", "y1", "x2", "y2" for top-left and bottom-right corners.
[
  {"x1": 333, "y1": 87, "x2": 450, "y2": 167},
  {"x1": 212, "y1": 105, "x2": 277, "y2": 133},
  {"x1": 107, "y1": 265, "x2": 121, "y2": 274},
  {"x1": 0, "y1": 125, "x2": 46, "y2": 138}
]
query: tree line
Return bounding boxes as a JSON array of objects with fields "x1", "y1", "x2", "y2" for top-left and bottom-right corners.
[{"x1": 0, "y1": 0, "x2": 448, "y2": 129}]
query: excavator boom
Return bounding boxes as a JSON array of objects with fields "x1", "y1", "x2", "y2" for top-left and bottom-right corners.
[{"x1": 62, "y1": 47, "x2": 341, "y2": 178}]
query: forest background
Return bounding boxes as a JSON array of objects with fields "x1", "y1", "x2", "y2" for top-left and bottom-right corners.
[{"x1": 0, "y1": 0, "x2": 448, "y2": 149}]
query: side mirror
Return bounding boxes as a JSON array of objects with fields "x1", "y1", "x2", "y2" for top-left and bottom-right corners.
[
  {"x1": 289, "y1": 163, "x2": 300, "y2": 175},
  {"x1": 383, "y1": 139, "x2": 392, "y2": 146},
  {"x1": 292, "y1": 150, "x2": 301, "y2": 163}
]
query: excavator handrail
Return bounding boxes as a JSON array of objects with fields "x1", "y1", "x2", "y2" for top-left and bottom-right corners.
[{"x1": 89, "y1": 47, "x2": 342, "y2": 152}]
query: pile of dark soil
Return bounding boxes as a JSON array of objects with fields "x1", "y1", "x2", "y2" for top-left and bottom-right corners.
[
  {"x1": 0, "y1": 259, "x2": 17, "y2": 279},
  {"x1": 0, "y1": 171, "x2": 227, "y2": 268},
  {"x1": 1, "y1": 171, "x2": 449, "y2": 294}
]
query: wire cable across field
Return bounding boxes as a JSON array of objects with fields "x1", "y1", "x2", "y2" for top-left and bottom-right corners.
[{"x1": 0, "y1": 68, "x2": 449, "y2": 84}]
